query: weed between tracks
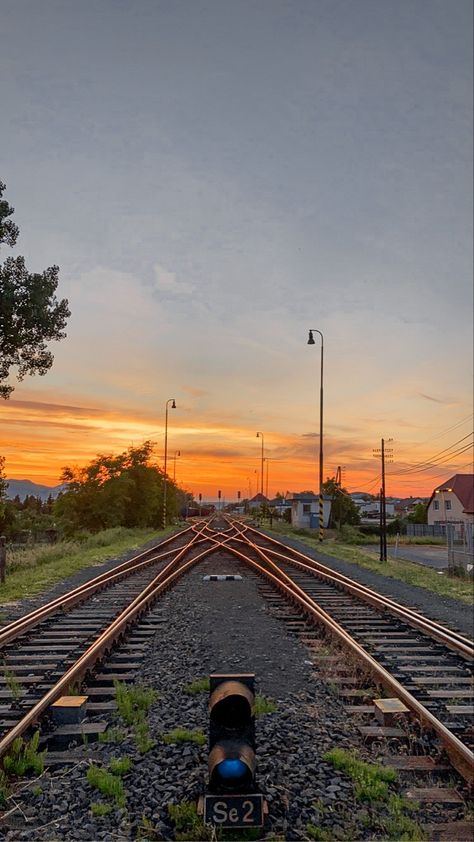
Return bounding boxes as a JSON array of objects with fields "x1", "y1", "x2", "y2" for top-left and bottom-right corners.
[
  {"x1": 0, "y1": 731, "x2": 46, "y2": 805},
  {"x1": 184, "y1": 676, "x2": 210, "y2": 695},
  {"x1": 2, "y1": 667, "x2": 23, "y2": 700},
  {"x1": 318, "y1": 748, "x2": 426, "y2": 840},
  {"x1": 87, "y1": 762, "x2": 127, "y2": 808},
  {"x1": 113, "y1": 679, "x2": 158, "y2": 753},
  {"x1": 162, "y1": 727, "x2": 206, "y2": 746}
]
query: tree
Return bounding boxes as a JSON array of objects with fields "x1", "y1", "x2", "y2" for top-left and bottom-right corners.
[
  {"x1": 322, "y1": 477, "x2": 361, "y2": 528},
  {"x1": 0, "y1": 181, "x2": 70, "y2": 398},
  {"x1": 55, "y1": 441, "x2": 178, "y2": 535},
  {"x1": 407, "y1": 502, "x2": 428, "y2": 524}
]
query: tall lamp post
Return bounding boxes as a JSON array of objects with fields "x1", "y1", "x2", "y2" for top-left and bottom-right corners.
[
  {"x1": 162, "y1": 398, "x2": 176, "y2": 529},
  {"x1": 173, "y1": 450, "x2": 181, "y2": 483},
  {"x1": 256, "y1": 432, "x2": 265, "y2": 495},
  {"x1": 307, "y1": 329, "x2": 324, "y2": 542}
]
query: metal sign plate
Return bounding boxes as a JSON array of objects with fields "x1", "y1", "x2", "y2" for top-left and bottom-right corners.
[{"x1": 204, "y1": 793, "x2": 264, "y2": 828}]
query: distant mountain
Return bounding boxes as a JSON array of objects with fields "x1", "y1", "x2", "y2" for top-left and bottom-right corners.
[{"x1": 5, "y1": 479, "x2": 65, "y2": 501}]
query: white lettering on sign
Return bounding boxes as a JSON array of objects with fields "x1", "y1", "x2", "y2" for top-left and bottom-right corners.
[
  {"x1": 243, "y1": 801, "x2": 254, "y2": 822},
  {"x1": 213, "y1": 802, "x2": 227, "y2": 823}
]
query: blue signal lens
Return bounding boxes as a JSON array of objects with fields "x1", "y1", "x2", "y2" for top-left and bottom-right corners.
[{"x1": 217, "y1": 759, "x2": 247, "y2": 781}]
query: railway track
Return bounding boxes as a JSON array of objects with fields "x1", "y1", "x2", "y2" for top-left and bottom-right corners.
[{"x1": 0, "y1": 516, "x2": 473, "y2": 839}]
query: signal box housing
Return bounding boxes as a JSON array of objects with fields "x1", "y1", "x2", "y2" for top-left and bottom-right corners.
[{"x1": 208, "y1": 673, "x2": 256, "y2": 794}]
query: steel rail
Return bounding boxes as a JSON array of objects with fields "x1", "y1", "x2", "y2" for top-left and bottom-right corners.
[
  {"x1": 230, "y1": 519, "x2": 474, "y2": 657},
  {"x1": 0, "y1": 524, "x2": 204, "y2": 647},
  {"x1": 0, "y1": 533, "x2": 229, "y2": 762},
  {"x1": 210, "y1": 532, "x2": 474, "y2": 784}
]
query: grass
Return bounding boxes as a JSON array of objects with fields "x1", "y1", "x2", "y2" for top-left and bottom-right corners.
[
  {"x1": 162, "y1": 727, "x2": 206, "y2": 746},
  {"x1": 134, "y1": 721, "x2": 156, "y2": 754},
  {"x1": 86, "y1": 764, "x2": 126, "y2": 807},
  {"x1": 109, "y1": 755, "x2": 131, "y2": 776},
  {"x1": 254, "y1": 693, "x2": 277, "y2": 716},
  {"x1": 266, "y1": 522, "x2": 474, "y2": 604},
  {"x1": 322, "y1": 748, "x2": 426, "y2": 840},
  {"x1": 3, "y1": 668, "x2": 23, "y2": 700},
  {"x1": 168, "y1": 802, "x2": 214, "y2": 841},
  {"x1": 305, "y1": 826, "x2": 332, "y2": 841},
  {"x1": 184, "y1": 676, "x2": 210, "y2": 694},
  {"x1": 98, "y1": 726, "x2": 126, "y2": 744},
  {"x1": 2, "y1": 731, "x2": 46, "y2": 778},
  {"x1": 91, "y1": 802, "x2": 113, "y2": 817},
  {"x1": 114, "y1": 680, "x2": 158, "y2": 725},
  {"x1": 323, "y1": 747, "x2": 397, "y2": 802},
  {"x1": 0, "y1": 527, "x2": 165, "y2": 603},
  {"x1": 137, "y1": 814, "x2": 161, "y2": 840}
]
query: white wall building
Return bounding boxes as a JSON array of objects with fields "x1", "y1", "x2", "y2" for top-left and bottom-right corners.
[
  {"x1": 427, "y1": 474, "x2": 474, "y2": 537},
  {"x1": 288, "y1": 493, "x2": 332, "y2": 529}
]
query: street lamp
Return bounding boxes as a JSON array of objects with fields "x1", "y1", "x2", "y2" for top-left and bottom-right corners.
[
  {"x1": 162, "y1": 398, "x2": 176, "y2": 529},
  {"x1": 307, "y1": 329, "x2": 324, "y2": 542},
  {"x1": 256, "y1": 432, "x2": 265, "y2": 495},
  {"x1": 173, "y1": 450, "x2": 181, "y2": 483},
  {"x1": 435, "y1": 487, "x2": 453, "y2": 537}
]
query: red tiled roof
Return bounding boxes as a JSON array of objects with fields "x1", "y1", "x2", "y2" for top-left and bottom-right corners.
[{"x1": 428, "y1": 474, "x2": 474, "y2": 514}]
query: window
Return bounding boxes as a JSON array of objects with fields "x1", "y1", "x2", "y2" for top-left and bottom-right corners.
[
  {"x1": 433, "y1": 500, "x2": 439, "y2": 510},
  {"x1": 303, "y1": 504, "x2": 311, "y2": 514},
  {"x1": 445, "y1": 500, "x2": 452, "y2": 510}
]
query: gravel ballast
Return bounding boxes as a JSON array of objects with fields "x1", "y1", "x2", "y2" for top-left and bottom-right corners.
[
  {"x1": 260, "y1": 528, "x2": 474, "y2": 639},
  {"x1": 1, "y1": 549, "x2": 470, "y2": 841}
]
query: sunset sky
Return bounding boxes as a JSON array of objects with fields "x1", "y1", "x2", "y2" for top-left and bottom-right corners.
[{"x1": 1, "y1": 0, "x2": 472, "y2": 500}]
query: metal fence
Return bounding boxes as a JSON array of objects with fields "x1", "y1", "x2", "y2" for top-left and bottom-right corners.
[
  {"x1": 447, "y1": 523, "x2": 474, "y2": 576},
  {"x1": 406, "y1": 523, "x2": 445, "y2": 538}
]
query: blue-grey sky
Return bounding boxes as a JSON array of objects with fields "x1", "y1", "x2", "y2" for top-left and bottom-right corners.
[{"x1": 1, "y1": 0, "x2": 472, "y2": 495}]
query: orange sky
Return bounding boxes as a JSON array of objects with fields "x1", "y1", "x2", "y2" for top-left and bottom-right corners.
[{"x1": 3, "y1": 388, "x2": 472, "y2": 500}]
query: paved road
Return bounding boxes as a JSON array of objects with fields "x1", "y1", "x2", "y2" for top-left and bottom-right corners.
[{"x1": 362, "y1": 543, "x2": 448, "y2": 570}]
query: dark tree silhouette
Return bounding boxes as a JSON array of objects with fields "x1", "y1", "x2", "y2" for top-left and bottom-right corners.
[{"x1": 0, "y1": 181, "x2": 70, "y2": 398}]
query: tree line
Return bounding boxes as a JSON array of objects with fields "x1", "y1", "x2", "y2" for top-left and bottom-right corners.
[{"x1": 0, "y1": 442, "x2": 190, "y2": 540}]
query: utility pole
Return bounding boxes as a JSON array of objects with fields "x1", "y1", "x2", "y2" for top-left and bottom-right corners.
[{"x1": 373, "y1": 438, "x2": 393, "y2": 561}]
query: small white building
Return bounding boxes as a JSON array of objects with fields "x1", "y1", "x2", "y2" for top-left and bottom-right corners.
[
  {"x1": 427, "y1": 474, "x2": 474, "y2": 537},
  {"x1": 288, "y1": 493, "x2": 332, "y2": 529}
]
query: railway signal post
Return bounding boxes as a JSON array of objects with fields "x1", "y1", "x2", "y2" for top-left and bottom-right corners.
[{"x1": 204, "y1": 673, "x2": 264, "y2": 829}]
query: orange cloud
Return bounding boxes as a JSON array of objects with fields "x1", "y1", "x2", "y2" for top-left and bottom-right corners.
[{"x1": 2, "y1": 396, "x2": 472, "y2": 499}]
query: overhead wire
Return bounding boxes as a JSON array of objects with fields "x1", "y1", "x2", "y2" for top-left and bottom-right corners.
[{"x1": 387, "y1": 433, "x2": 473, "y2": 477}]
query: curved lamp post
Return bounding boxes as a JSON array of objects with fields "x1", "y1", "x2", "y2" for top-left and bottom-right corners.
[
  {"x1": 307, "y1": 329, "x2": 324, "y2": 542},
  {"x1": 256, "y1": 432, "x2": 265, "y2": 496},
  {"x1": 162, "y1": 398, "x2": 176, "y2": 529},
  {"x1": 173, "y1": 450, "x2": 181, "y2": 483}
]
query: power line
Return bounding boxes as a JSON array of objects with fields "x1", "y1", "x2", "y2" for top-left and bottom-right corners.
[{"x1": 388, "y1": 433, "x2": 473, "y2": 477}]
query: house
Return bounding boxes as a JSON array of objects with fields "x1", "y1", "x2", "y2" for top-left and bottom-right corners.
[
  {"x1": 287, "y1": 493, "x2": 332, "y2": 529},
  {"x1": 248, "y1": 493, "x2": 270, "y2": 510},
  {"x1": 394, "y1": 497, "x2": 428, "y2": 518},
  {"x1": 427, "y1": 475, "x2": 474, "y2": 536}
]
